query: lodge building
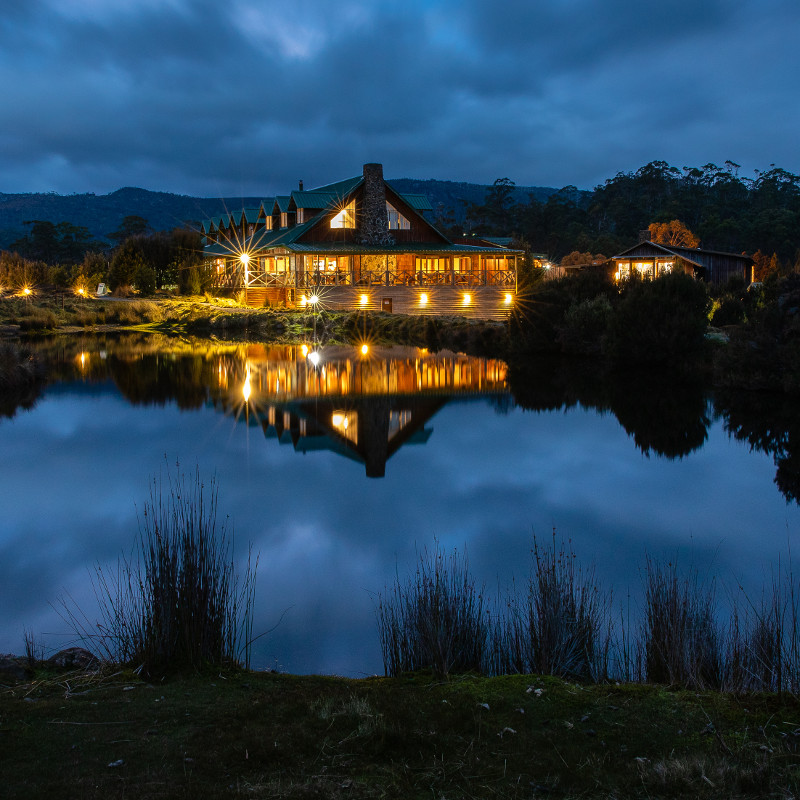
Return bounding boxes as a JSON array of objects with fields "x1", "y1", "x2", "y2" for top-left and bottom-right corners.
[
  {"x1": 203, "y1": 163, "x2": 521, "y2": 319},
  {"x1": 611, "y1": 235, "x2": 753, "y2": 285}
]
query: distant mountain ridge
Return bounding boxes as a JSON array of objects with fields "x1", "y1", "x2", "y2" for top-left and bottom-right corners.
[{"x1": 0, "y1": 179, "x2": 560, "y2": 250}]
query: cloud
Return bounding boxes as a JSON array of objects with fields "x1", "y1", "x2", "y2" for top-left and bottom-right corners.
[{"x1": 0, "y1": 0, "x2": 797, "y2": 195}]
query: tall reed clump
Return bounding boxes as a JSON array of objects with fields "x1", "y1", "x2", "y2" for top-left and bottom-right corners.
[
  {"x1": 377, "y1": 543, "x2": 488, "y2": 678},
  {"x1": 725, "y1": 561, "x2": 800, "y2": 693},
  {"x1": 64, "y1": 465, "x2": 257, "y2": 677},
  {"x1": 639, "y1": 558, "x2": 723, "y2": 689},
  {"x1": 500, "y1": 533, "x2": 612, "y2": 681}
]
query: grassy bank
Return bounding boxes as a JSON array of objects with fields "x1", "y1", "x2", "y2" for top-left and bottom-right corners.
[{"x1": 3, "y1": 667, "x2": 799, "y2": 799}]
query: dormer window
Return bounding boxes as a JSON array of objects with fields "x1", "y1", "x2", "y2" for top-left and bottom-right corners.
[
  {"x1": 281, "y1": 212, "x2": 288, "y2": 228},
  {"x1": 330, "y1": 200, "x2": 356, "y2": 229},
  {"x1": 387, "y1": 202, "x2": 410, "y2": 230}
]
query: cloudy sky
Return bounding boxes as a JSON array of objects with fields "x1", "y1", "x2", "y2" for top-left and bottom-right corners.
[{"x1": 1, "y1": 0, "x2": 798, "y2": 197}]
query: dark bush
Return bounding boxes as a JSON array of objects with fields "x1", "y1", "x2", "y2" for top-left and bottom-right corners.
[
  {"x1": 711, "y1": 297, "x2": 746, "y2": 327},
  {"x1": 604, "y1": 271, "x2": 709, "y2": 364},
  {"x1": 133, "y1": 263, "x2": 157, "y2": 296}
]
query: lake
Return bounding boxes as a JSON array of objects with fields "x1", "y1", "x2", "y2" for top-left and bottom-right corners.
[{"x1": 1, "y1": 334, "x2": 798, "y2": 676}]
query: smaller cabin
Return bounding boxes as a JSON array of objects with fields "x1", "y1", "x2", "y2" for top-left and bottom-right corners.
[{"x1": 612, "y1": 241, "x2": 753, "y2": 285}]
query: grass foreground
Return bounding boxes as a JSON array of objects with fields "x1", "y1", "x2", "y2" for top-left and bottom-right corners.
[{"x1": 3, "y1": 667, "x2": 800, "y2": 799}]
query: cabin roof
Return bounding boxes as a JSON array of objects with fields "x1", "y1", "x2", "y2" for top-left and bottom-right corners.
[{"x1": 613, "y1": 241, "x2": 752, "y2": 263}]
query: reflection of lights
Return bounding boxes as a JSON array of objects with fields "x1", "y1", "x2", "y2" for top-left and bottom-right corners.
[
  {"x1": 332, "y1": 413, "x2": 347, "y2": 429},
  {"x1": 462, "y1": 293, "x2": 471, "y2": 305},
  {"x1": 504, "y1": 293, "x2": 513, "y2": 305},
  {"x1": 78, "y1": 352, "x2": 87, "y2": 370},
  {"x1": 242, "y1": 366, "x2": 252, "y2": 402},
  {"x1": 360, "y1": 344, "x2": 369, "y2": 355},
  {"x1": 419, "y1": 293, "x2": 428, "y2": 306},
  {"x1": 308, "y1": 350, "x2": 321, "y2": 366},
  {"x1": 301, "y1": 344, "x2": 309, "y2": 357},
  {"x1": 360, "y1": 294, "x2": 368, "y2": 306}
]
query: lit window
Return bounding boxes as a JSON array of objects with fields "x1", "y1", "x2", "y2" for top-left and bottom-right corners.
[
  {"x1": 387, "y1": 202, "x2": 410, "y2": 230},
  {"x1": 281, "y1": 212, "x2": 288, "y2": 228},
  {"x1": 330, "y1": 201, "x2": 356, "y2": 229}
]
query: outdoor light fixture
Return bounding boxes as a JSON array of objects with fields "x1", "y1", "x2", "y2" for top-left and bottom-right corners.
[
  {"x1": 309, "y1": 294, "x2": 320, "y2": 306},
  {"x1": 419, "y1": 293, "x2": 428, "y2": 305},
  {"x1": 462, "y1": 293, "x2": 471, "y2": 305},
  {"x1": 23, "y1": 287, "x2": 31, "y2": 296},
  {"x1": 504, "y1": 293, "x2": 513, "y2": 305},
  {"x1": 360, "y1": 294, "x2": 368, "y2": 306},
  {"x1": 361, "y1": 344, "x2": 369, "y2": 355},
  {"x1": 300, "y1": 295, "x2": 308, "y2": 307},
  {"x1": 239, "y1": 253, "x2": 250, "y2": 265}
]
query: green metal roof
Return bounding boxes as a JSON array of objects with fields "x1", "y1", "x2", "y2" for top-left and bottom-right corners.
[
  {"x1": 275, "y1": 195, "x2": 292, "y2": 213},
  {"x1": 391, "y1": 191, "x2": 433, "y2": 211}
]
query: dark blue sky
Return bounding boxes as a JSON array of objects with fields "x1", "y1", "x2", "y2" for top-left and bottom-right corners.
[{"x1": 2, "y1": 0, "x2": 798, "y2": 197}]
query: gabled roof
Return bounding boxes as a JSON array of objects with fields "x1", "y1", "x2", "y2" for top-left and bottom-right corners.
[
  {"x1": 387, "y1": 189, "x2": 432, "y2": 212},
  {"x1": 612, "y1": 241, "x2": 752, "y2": 268},
  {"x1": 274, "y1": 196, "x2": 292, "y2": 213}
]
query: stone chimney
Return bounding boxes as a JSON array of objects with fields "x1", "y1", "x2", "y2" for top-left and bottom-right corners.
[
  {"x1": 359, "y1": 163, "x2": 393, "y2": 245},
  {"x1": 298, "y1": 179, "x2": 304, "y2": 191},
  {"x1": 639, "y1": 229, "x2": 652, "y2": 243}
]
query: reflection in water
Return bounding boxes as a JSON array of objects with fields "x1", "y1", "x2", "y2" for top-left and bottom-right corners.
[
  {"x1": 507, "y1": 357, "x2": 711, "y2": 460},
  {"x1": 16, "y1": 335, "x2": 800, "y2": 500},
  {"x1": 716, "y1": 389, "x2": 800, "y2": 503}
]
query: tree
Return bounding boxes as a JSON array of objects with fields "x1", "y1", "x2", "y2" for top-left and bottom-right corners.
[
  {"x1": 648, "y1": 220, "x2": 700, "y2": 248},
  {"x1": 9, "y1": 220, "x2": 102, "y2": 264},
  {"x1": 109, "y1": 215, "x2": 150, "y2": 243}
]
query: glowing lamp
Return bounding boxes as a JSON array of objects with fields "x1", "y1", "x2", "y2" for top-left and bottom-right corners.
[
  {"x1": 419, "y1": 293, "x2": 428, "y2": 306},
  {"x1": 361, "y1": 344, "x2": 369, "y2": 355},
  {"x1": 77, "y1": 287, "x2": 86, "y2": 296},
  {"x1": 462, "y1": 293, "x2": 471, "y2": 305},
  {"x1": 309, "y1": 294, "x2": 319, "y2": 306},
  {"x1": 23, "y1": 287, "x2": 32, "y2": 296},
  {"x1": 240, "y1": 253, "x2": 250, "y2": 266},
  {"x1": 300, "y1": 295, "x2": 308, "y2": 307},
  {"x1": 504, "y1": 293, "x2": 513, "y2": 305},
  {"x1": 360, "y1": 294, "x2": 368, "y2": 306}
]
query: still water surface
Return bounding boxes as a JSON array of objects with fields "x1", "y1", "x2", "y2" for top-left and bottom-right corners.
[{"x1": 1, "y1": 335, "x2": 798, "y2": 675}]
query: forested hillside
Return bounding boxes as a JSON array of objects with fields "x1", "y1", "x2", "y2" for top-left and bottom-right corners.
[{"x1": 462, "y1": 161, "x2": 800, "y2": 266}]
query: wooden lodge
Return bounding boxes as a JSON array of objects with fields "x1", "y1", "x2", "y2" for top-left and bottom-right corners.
[
  {"x1": 612, "y1": 235, "x2": 753, "y2": 285},
  {"x1": 203, "y1": 163, "x2": 521, "y2": 320}
]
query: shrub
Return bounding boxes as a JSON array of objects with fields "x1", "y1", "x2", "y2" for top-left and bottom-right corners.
[
  {"x1": 604, "y1": 271, "x2": 710, "y2": 364},
  {"x1": 710, "y1": 297, "x2": 745, "y2": 327},
  {"x1": 133, "y1": 263, "x2": 156, "y2": 296},
  {"x1": 558, "y1": 295, "x2": 613, "y2": 355},
  {"x1": 377, "y1": 543, "x2": 488, "y2": 678},
  {"x1": 501, "y1": 533, "x2": 611, "y2": 681},
  {"x1": 62, "y1": 465, "x2": 258, "y2": 676},
  {"x1": 640, "y1": 558, "x2": 722, "y2": 689}
]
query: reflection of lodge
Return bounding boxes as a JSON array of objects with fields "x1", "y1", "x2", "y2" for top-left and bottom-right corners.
[
  {"x1": 203, "y1": 163, "x2": 521, "y2": 319},
  {"x1": 211, "y1": 345, "x2": 508, "y2": 477}
]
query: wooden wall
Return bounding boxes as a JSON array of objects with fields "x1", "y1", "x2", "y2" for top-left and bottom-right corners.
[{"x1": 298, "y1": 286, "x2": 516, "y2": 321}]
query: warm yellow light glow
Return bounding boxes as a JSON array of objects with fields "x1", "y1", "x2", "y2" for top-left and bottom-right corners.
[
  {"x1": 420, "y1": 293, "x2": 428, "y2": 306},
  {"x1": 504, "y1": 293, "x2": 513, "y2": 305},
  {"x1": 301, "y1": 344, "x2": 309, "y2": 357},
  {"x1": 332, "y1": 413, "x2": 346, "y2": 428},
  {"x1": 240, "y1": 253, "x2": 250, "y2": 266},
  {"x1": 360, "y1": 344, "x2": 369, "y2": 355},
  {"x1": 79, "y1": 353, "x2": 87, "y2": 369},
  {"x1": 462, "y1": 293, "x2": 471, "y2": 305},
  {"x1": 77, "y1": 287, "x2": 86, "y2": 296},
  {"x1": 359, "y1": 294, "x2": 368, "y2": 306},
  {"x1": 308, "y1": 350, "x2": 321, "y2": 366},
  {"x1": 300, "y1": 295, "x2": 308, "y2": 307},
  {"x1": 242, "y1": 366, "x2": 252, "y2": 402},
  {"x1": 309, "y1": 294, "x2": 319, "y2": 305},
  {"x1": 23, "y1": 287, "x2": 32, "y2": 296}
]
